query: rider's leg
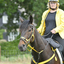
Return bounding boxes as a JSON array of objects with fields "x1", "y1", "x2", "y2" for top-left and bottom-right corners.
[{"x1": 52, "y1": 34, "x2": 64, "y2": 60}]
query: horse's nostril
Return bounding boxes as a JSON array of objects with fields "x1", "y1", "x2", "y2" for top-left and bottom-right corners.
[
  {"x1": 18, "y1": 46, "x2": 22, "y2": 49},
  {"x1": 18, "y1": 44, "x2": 26, "y2": 51},
  {"x1": 18, "y1": 44, "x2": 26, "y2": 49},
  {"x1": 23, "y1": 44, "x2": 25, "y2": 47}
]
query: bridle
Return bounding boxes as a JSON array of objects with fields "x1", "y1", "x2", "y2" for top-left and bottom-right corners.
[
  {"x1": 20, "y1": 26, "x2": 45, "y2": 53},
  {"x1": 20, "y1": 27, "x2": 56, "y2": 64},
  {"x1": 20, "y1": 26, "x2": 35, "y2": 45}
]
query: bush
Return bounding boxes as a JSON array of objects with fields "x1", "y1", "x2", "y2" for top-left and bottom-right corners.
[
  {"x1": 0, "y1": 35, "x2": 31, "y2": 57},
  {"x1": 0, "y1": 29, "x2": 5, "y2": 39}
]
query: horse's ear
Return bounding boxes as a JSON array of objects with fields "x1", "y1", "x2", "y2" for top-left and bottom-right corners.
[
  {"x1": 29, "y1": 15, "x2": 33, "y2": 24},
  {"x1": 19, "y1": 16, "x2": 24, "y2": 23}
]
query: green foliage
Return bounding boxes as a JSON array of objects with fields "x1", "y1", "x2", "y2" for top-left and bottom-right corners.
[
  {"x1": 0, "y1": 0, "x2": 64, "y2": 32},
  {"x1": 59, "y1": 1, "x2": 64, "y2": 10},
  {"x1": 18, "y1": 0, "x2": 24, "y2": 2},
  {"x1": 0, "y1": 29, "x2": 4, "y2": 39},
  {"x1": 0, "y1": 35, "x2": 31, "y2": 57},
  {"x1": 33, "y1": 0, "x2": 47, "y2": 28}
]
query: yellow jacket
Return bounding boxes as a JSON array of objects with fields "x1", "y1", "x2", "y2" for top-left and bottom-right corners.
[{"x1": 38, "y1": 8, "x2": 64, "y2": 39}]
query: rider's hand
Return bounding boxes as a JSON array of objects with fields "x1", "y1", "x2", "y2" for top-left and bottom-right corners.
[
  {"x1": 51, "y1": 29, "x2": 56, "y2": 34},
  {"x1": 37, "y1": 29, "x2": 39, "y2": 33}
]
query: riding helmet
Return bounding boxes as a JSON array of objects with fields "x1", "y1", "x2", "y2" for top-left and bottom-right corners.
[{"x1": 48, "y1": 0, "x2": 59, "y2": 2}]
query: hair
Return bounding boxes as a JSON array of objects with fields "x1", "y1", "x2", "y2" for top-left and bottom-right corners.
[{"x1": 47, "y1": 2, "x2": 59, "y2": 9}]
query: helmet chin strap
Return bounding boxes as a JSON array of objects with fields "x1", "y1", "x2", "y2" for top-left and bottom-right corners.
[{"x1": 50, "y1": 7, "x2": 57, "y2": 10}]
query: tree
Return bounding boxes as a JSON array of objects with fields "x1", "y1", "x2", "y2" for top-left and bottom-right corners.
[{"x1": 0, "y1": 0, "x2": 64, "y2": 33}]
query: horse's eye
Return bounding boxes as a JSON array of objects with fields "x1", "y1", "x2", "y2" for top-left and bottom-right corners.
[{"x1": 28, "y1": 29, "x2": 31, "y2": 32}]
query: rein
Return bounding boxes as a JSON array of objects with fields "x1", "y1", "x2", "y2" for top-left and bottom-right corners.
[{"x1": 43, "y1": 32, "x2": 54, "y2": 38}]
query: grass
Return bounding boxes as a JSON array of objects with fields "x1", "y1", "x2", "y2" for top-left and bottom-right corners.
[
  {"x1": 0, "y1": 54, "x2": 32, "y2": 64},
  {"x1": 1, "y1": 53, "x2": 32, "y2": 62},
  {"x1": 0, "y1": 62, "x2": 30, "y2": 64}
]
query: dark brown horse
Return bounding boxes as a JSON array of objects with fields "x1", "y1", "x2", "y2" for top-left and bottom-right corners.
[{"x1": 18, "y1": 16, "x2": 60, "y2": 64}]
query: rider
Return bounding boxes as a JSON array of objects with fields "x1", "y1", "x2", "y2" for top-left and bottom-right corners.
[{"x1": 37, "y1": 0, "x2": 64, "y2": 60}]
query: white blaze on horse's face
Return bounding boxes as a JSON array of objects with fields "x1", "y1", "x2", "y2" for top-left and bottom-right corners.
[{"x1": 18, "y1": 16, "x2": 33, "y2": 51}]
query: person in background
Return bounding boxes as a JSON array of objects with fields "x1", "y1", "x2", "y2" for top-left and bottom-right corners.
[{"x1": 37, "y1": 0, "x2": 64, "y2": 60}]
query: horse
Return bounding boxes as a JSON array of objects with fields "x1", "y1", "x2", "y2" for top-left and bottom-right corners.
[{"x1": 18, "y1": 16, "x2": 61, "y2": 64}]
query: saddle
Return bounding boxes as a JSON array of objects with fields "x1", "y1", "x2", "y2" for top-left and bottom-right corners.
[
  {"x1": 45, "y1": 38, "x2": 60, "y2": 48},
  {"x1": 42, "y1": 33, "x2": 64, "y2": 61},
  {"x1": 45, "y1": 38, "x2": 64, "y2": 61}
]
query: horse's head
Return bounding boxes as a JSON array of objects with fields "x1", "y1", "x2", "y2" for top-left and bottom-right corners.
[{"x1": 18, "y1": 16, "x2": 34, "y2": 51}]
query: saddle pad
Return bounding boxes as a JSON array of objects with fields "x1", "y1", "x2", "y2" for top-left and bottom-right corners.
[{"x1": 56, "y1": 48, "x2": 63, "y2": 64}]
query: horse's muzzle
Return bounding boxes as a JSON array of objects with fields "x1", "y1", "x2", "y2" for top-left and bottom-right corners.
[{"x1": 18, "y1": 44, "x2": 27, "y2": 51}]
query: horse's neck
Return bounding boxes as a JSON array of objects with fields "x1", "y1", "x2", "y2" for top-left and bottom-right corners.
[
  {"x1": 30, "y1": 28, "x2": 53, "y2": 62},
  {"x1": 31, "y1": 28, "x2": 46, "y2": 51}
]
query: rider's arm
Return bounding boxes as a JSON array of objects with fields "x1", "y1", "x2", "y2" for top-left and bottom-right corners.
[
  {"x1": 53, "y1": 10, "x2": 64, "y2": 33},
  {"x1": 37, "y1": 11, "x2": 48, "y2": 34}
]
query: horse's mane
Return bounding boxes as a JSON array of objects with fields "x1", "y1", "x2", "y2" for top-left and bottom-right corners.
[{"x1": 34, "y1": 28, "x2": 48, "y2": 45}]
